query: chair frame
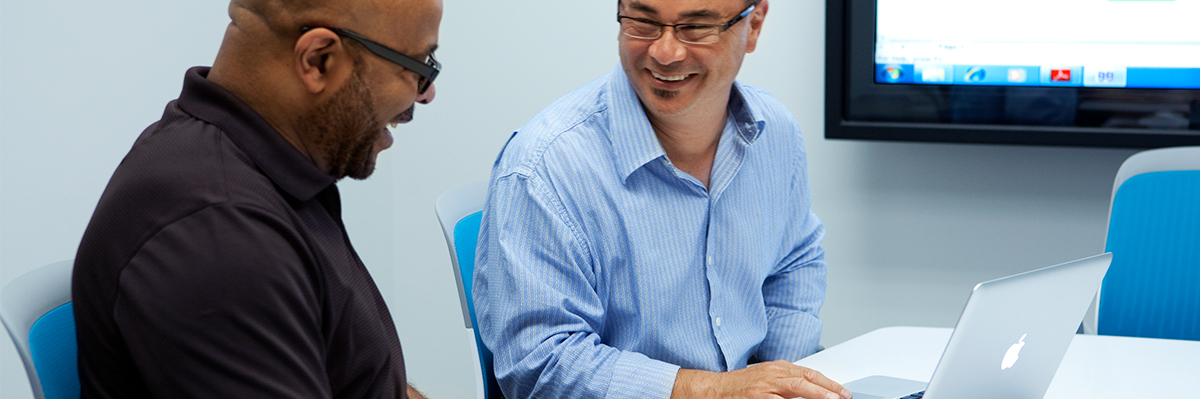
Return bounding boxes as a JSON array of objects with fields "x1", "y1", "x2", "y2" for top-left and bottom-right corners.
[
  {"x1": 1, "y1": 259, "x2": 75, "y2": 399},
  {"x1": 434, "y1": 180, "x2": 490, "y2": 399}
]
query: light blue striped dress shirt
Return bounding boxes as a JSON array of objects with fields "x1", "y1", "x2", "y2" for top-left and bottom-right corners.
[{"x1": 474, "y1": 66, "x2": 827, "y2": 399}]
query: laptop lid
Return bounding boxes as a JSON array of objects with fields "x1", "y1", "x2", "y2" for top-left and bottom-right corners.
[
  {"x1": 846, "y1": 253, "x2": 1112, "y2": 399},
  {"x1": 925, "y1": 253, "x2": 1111, "y2": 398}
]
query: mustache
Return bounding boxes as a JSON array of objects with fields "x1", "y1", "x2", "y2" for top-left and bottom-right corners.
[
  {"x1": 392, "y1": 105, "x2": 416, "y2": 125},
  {"x1": 646, "y1": 60, "x2": 692, "y2": 75},
  {"x1": 388, "y1": 105, "x2": 417, "y2": 128}
]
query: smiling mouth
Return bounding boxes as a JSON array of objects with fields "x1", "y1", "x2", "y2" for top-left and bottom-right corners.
[{"x1": 652, "y1": 71, "x2": 690, "y2": 82}]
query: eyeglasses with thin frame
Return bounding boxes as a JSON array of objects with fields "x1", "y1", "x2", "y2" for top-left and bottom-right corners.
[
  {"x1": 616, "y1": 2, "x2": 758, "y2": 45},
  {"x1": 301, "y1": 27, "x2": 440, "y2": 94}
]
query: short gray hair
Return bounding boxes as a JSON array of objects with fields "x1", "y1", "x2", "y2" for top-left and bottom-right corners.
[{"x1": 618, "y1": 0, "x2": 759, "y2": 11}]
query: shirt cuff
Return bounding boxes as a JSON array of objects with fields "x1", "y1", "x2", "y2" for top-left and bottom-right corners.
[{"x1": 607, "y1": 350, "x2": 680, "y2": 399}]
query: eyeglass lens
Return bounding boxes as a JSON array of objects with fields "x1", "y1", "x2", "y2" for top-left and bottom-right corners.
[{"x1": 620, "y1": 19, "x2": 723, "y2": 44}]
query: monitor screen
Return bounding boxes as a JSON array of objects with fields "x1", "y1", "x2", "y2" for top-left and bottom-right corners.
[
  {"x1": 873, "y1": 0, "x2": 1200, "y2": 90},
  {"x1": 826, "y1": 0, "x2": 1200, "y2": 148}
]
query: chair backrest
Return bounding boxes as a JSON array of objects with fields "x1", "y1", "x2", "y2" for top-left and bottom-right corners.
[
  {"x1": 435, "y1": 180, "x2": 502, "y2": 399},
  {"x1": 1, "y1": 259, "x2": 80, "y2": 399},
  {"x1": 1099, "y1": 146, "x2": 1200, "y2": 341}
]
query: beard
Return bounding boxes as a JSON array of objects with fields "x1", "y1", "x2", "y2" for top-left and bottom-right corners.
[
  {"x1": 650, "y1": 88, "x2": 678, "y2": 99},
  {"x1": 296, "y1": 65, "x2": 383, "y2": 180}
]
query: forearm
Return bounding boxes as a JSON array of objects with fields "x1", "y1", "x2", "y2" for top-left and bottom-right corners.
[{"x1": 671, "y1": 369, "x2": 718, "y2": 399}]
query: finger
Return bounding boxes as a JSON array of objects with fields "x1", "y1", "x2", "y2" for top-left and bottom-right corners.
[
  {"x1": 802, "y1": 369, "x2": 851, "y2": 399},
  {"x1": 783, "y1": 366, "x2": 851, "y2": 399},
  {"x1": 784, "y1": 377, "x2": 849, "y2": 399}
]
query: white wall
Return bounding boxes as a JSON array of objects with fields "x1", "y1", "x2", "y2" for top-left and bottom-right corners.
[{"x1": 0, "y1": 1, "x2": 1136, "y2": 398}]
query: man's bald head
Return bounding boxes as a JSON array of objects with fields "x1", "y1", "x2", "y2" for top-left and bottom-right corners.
[
  {"x1": 208, "y1": 0, "x2": 442, "y2": 179},
  {"x1": 214, "y1": 0, "x2": 440, "y2": 80},
  {"x1": 225, "y1": 0, "x2": 397, "y2": 50}
]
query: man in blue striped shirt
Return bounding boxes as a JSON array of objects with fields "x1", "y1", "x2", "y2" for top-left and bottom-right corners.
[{"x1": 475, "y1": 1, "x2": 851, "y2": 398}]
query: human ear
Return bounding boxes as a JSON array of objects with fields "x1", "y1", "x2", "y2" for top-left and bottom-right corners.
[
  {"x1": 745, "y1": 0, "x2": 769, "y2": 53},
  {"x1": 294, "y1": 28, "x2": 349, "y2": 94}
]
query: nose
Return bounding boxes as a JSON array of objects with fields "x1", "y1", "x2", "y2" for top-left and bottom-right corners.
[
  {"x1": 648, "y1": 29, "x2": 687, "y2": 66},
  {"x1": 417, "y1": 82, "x2": 436, "y2": 104}
]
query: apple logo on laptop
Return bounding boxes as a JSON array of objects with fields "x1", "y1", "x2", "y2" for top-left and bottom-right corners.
[{"x1": 1001, "y1": 333, "x2": 1027, "y2": 370}]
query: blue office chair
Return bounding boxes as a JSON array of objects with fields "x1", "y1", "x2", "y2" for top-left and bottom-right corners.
[
  {"x1": 436, "y1": 180, "x2": 503, "y2": 399},
  {"x1": 1098, "y1": 146, "x2": 1200, "y2": 341},
  {"x1": 1, "y1": 259, "x2": 80, "y2": 399}
]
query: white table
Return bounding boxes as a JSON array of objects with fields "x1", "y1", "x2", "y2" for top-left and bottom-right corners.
[{"x1": 794, "y1": 326, "x2": 1200, "y2": 398}]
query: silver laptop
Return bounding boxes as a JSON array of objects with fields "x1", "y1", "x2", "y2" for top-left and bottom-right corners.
[{"x1": 844, "y1": 253, "x2": 1112, "y2": 399}]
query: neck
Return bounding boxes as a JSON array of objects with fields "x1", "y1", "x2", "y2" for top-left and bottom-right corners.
[
  {"x1": 209, "y1": 42, "x2": 327, "y2": 173},
  {"x1": 207, "y1": 8, "x2": 336, "y2": 175},
  {"x1": 647, "y1": 102, "x2": 728, "y2": 189}
]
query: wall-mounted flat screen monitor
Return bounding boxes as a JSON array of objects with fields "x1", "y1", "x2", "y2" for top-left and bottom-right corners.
[{"x1": 826, "y1": 0, "x2": 1200, "y2": 148}]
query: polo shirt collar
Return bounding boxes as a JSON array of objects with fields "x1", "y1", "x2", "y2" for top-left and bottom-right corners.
[
  {"x1": 175, "y1": 67, "x2": 335, "y2": 202},
  {"x1": 605, "y1": 66, "x2": 766, "y2": 184}
]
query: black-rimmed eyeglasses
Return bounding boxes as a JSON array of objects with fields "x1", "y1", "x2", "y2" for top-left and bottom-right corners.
[
  {"x1": 617, "y1": 2, "x2": 758, "y2": 45},
  {"x1": 302, "y1": 27, "x2": 440, "y2": 94}
]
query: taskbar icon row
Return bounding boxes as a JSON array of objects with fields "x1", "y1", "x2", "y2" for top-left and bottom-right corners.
[{"x1": 875, "y1": 64, "x2": 1138, "y2": 88}]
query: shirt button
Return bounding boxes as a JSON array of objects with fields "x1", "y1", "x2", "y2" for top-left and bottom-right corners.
[
  {"x1": 707, "y1": 256, "x2": 713, "y2": 265},
  {"x1": 715, "y1": 317, "x2": 722, "y2": 327}
]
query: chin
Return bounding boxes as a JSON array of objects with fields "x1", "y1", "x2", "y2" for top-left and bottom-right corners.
[
  {"x1": 642, "y1": 91, "x2": 699, "y2": 118},
  {"x1": 346, "y1": 159, "x2": 377, "y2": 181}
]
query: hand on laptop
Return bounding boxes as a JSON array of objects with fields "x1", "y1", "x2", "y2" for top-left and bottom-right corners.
[{"x1": 671, "y1": 360, "x2": 852, "y2": 399}]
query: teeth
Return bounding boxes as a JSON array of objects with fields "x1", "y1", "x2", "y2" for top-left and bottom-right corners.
[{"x1": 652, "y1": 71, "x2": 687, "y2": 82}]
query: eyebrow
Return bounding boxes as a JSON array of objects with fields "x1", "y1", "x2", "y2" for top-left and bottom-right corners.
[
  {"x1": 625, "y1": 1, "x2": 722, "y2": 21},
  {"x1": 423, "y1": 43, "x2": 439, "y2": 57},
  {"x1": 680, "y1": 9, "x2": 721, "y2": 20},
  {"x1": 626, "y1": 1, "x2": 658, "y2": 16}
]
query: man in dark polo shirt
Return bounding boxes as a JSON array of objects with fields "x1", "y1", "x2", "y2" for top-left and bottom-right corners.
[{"x1": 71, "y1": 0, "x2": 441, "y2": 397}]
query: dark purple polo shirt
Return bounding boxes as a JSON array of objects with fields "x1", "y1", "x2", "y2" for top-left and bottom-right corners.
[{"x1": 72, "y1": 67, "x2": 407, "y2": 399}]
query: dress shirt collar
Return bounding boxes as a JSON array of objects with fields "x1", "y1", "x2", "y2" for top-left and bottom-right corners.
[
  {"x1": 605, "y1": 66, "x2": 766, "y2": 184},
  {"x1": 727, "y1": 82, "x2": 766, "y2": 144},
  {"x1": 176, "y1": 67, "x2": 336, "y2": 202}
]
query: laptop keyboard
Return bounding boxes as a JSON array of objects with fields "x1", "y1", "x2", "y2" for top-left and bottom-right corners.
[{"x1": 900, "y1": 391, "x2": 925, "y2": 399}]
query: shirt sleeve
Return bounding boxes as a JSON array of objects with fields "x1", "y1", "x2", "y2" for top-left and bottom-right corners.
[
  {"x1": 474, "y1": 173, "x2": 680, "y2": 399},
  {"x1": 756, "y1": 134, "x2": 828, "y2": 363},
  {"x1": 113, "y1": 204, "x2": 334, "y2": 398}
]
